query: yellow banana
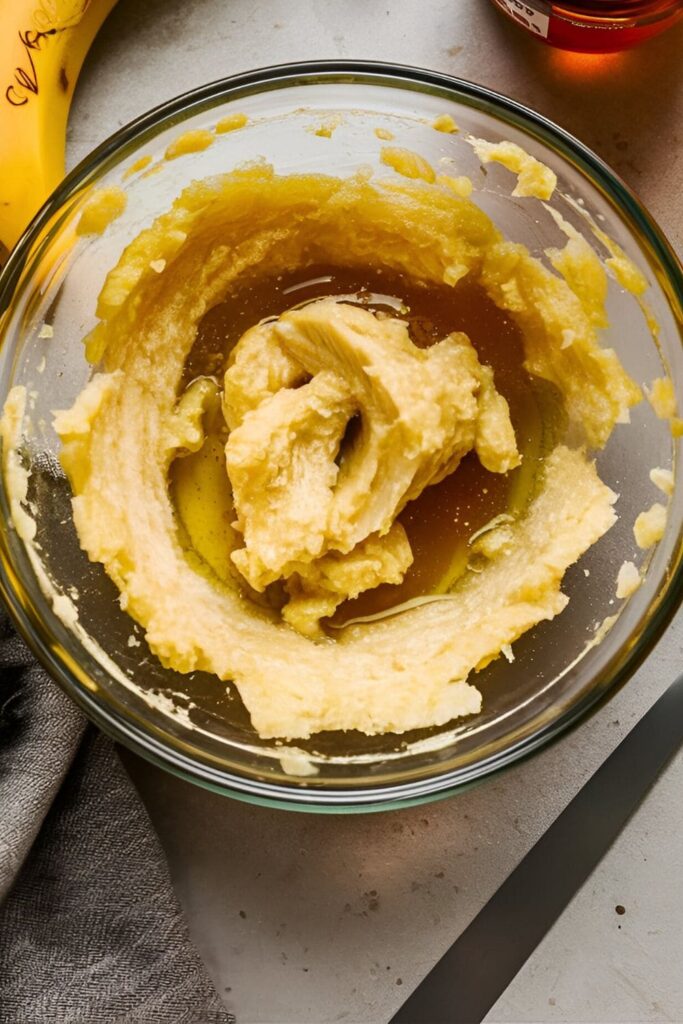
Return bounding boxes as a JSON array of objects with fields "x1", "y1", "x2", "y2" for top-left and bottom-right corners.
[{"x1": 0, "y1": 0, "x2": 117, "y2": 256}]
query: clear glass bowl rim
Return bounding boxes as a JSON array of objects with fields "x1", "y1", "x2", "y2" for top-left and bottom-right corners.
[{"x1": 0, "y1": 60, "x2": 682, "y2": 813}]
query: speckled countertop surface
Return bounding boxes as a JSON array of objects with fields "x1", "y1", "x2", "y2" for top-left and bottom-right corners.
[{"x1": 70, "y1": 3, "x2": 683, "y2": 1021}]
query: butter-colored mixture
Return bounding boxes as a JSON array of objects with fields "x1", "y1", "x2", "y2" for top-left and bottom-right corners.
[
  {"x1": 616, "y1": 561, "x2": 641, "y2": 599},
  {"x1": 10, "y1": 151, "x2": 656, "y2": 741},
  {"x1": 470, "y1": 138, "x2": 557, "y2": 200},
  {"x1": 76, "y1": 186, "x2": 127, "y2": 236},
  {"x1": 634, "y1": 502, "x2": 667, "y2": 549},
  {"x1": 224, "y1": 299, "x2": 518, "y2": 635}
]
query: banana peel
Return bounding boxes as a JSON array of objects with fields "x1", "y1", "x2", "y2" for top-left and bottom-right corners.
[{"x1": 0, "y1": 0, "x2": 117, "y2": 257}]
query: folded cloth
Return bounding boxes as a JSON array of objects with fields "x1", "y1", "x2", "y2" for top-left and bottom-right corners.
[{"x1": 0, "y1": 612, "x2": 234, "y2": 1024}]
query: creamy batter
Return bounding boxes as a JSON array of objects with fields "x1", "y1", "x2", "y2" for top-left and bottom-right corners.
[{"x1": 43, "y1": 158, "x2": 646, "y2": 740}]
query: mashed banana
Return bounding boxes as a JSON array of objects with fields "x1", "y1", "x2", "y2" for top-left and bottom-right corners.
[
  {"x1": 224, "y1": 299, "x2": 519, "y2": 634},
  {"x1": 50, "y1": 162, "x2": 642, "y2": 740}
]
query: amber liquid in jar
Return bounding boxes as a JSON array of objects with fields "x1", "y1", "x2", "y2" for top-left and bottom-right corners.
[
  {"x1": 172, "y1": 266, "x2": 562, "y2": 623},
  {"x1": 491, "y1": 0, "x2": 683, "y2": 51}
]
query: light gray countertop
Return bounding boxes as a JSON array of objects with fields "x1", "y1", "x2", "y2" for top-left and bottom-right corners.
[{"x1": 70, "y1": 3, "x2": 683, "y2": 1021}]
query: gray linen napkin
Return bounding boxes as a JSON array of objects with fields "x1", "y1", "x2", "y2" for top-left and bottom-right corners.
[{"x1": 0, "y1": 611, "x2": 234, "y2": 1024}]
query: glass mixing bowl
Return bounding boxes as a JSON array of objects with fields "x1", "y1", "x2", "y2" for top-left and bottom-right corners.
[{"x1": 0, "y1": 62, "x2": 681, "y2": 812}]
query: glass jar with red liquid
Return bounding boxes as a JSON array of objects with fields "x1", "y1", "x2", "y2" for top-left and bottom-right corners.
[{"x1": 489, "y1": 0, "x2": 683, "y2": 51}]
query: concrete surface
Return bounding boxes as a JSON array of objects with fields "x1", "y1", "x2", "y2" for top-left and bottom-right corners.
[{"x1": 69, "y1": 2, "x2": 683, "y2": 1022}]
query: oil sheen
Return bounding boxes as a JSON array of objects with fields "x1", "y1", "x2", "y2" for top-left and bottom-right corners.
[{"x1": 170, "y1": 265, "x2": 562, "y2": 622}]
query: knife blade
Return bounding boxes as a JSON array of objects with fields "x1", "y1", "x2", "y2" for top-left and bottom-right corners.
[{"x1": 391, "y1": 673, "x2": 683, "y2": 1024}]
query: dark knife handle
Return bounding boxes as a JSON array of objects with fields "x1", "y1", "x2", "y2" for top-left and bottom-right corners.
[{"x1": 391, "y1": 674, "x2": 683, "y2": 1024}]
